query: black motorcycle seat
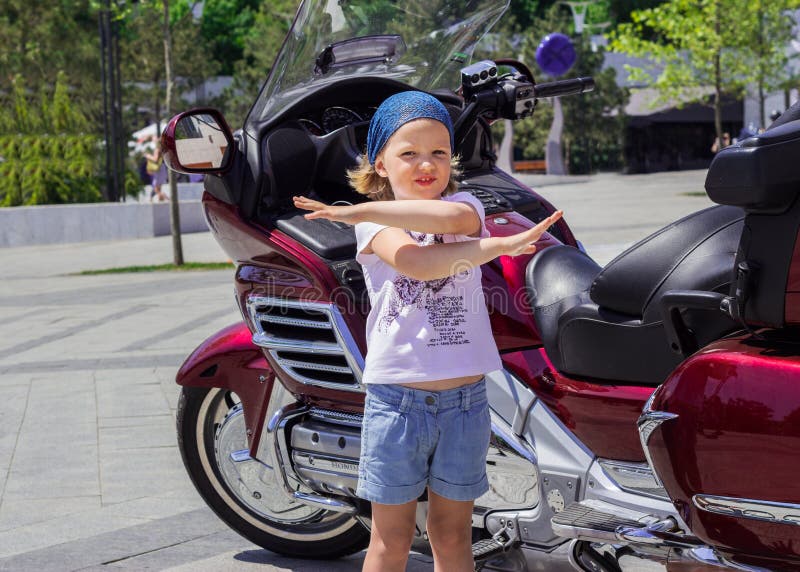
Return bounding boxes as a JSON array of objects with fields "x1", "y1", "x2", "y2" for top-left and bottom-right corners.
[
  {"x1": 591, "y1": 205, "x2": 745, "y2": 317},
  {"x1": 526, "y1": 205, "x2": 745, "y2": 385}
]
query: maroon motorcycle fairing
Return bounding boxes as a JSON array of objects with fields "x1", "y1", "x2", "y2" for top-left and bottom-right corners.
[
  {"x1": 646, "y1": 331, "x2": 800, "y2": 565},
  {"x1": 175, "y1": 321, "x2": 274, "y2": 456},
  {"x1": 503, "y1": 348, "x2": 653, "y2": 462}
]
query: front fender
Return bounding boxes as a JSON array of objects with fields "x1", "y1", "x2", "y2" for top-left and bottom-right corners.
[{"x1": 177, "y1": 321, "x2": 276, "y2": 455}]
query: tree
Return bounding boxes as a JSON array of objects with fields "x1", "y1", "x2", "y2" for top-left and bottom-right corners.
[
  {"x1": 0, "y1": 73, "x2": 104, "y2": 206},
  {"x1": 607, "y1": 0, "x2": 665, "y2": 23},
  {"x1": 118, "y1": 0, "x2": 220, "y2": 264},
  {"x1": 740, "y1": 2, "x2": 799, "y2": 128},
  {"x1": 119, "y1": 2, "x2": 217, "y2": 132},
  {"x1": 225, "y1": 0, "x2": 297, "y2": 124},
  {"x1": 486, "y1": 3, "x2": 629, "y2": 173},
  {"x1": 0, "y1": 1, "x2": 103, "y2": 123},
  {"x1": 197, "y1": 0, "x2": 262, "y2": 75},
  {"x1": 609, "y1": 0, "x2": 755, "y2": 149}
]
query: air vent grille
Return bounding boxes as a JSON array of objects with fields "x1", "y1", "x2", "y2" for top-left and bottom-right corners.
[{"x1": 246, "y1": 297, "x2": 364, "y2": 391}]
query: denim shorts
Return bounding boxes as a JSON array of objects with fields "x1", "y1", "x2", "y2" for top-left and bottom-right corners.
[{"x1": 356, "y1": 378, "x2": 491, "y2": 505}]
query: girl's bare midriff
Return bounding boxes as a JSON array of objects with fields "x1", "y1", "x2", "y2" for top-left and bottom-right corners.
[{"x1": 398, "y1": 373, "x2": 484, "y2": 392}]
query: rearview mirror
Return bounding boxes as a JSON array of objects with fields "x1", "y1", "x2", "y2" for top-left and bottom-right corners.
[{"x1": 161, "y1": 108, "x2": 234, "y2": 174}]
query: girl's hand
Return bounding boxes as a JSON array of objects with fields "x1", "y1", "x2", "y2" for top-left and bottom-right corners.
[
  {"x1": 293, "y1": 196, "x2": 359, "y2": 224},
  {"x1": 500, "y1": 210, "x2": 563, "y2": 256}
]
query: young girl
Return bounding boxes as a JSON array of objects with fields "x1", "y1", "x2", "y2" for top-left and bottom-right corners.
[{"x1": 294, "y1": 91, "x2": 561, "y2": 572}]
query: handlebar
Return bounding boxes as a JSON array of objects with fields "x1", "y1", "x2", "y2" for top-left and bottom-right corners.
[
  {"x1": 533, "y1": 77, "x2": 595, "y2": 99},
  {"x1": 453, "y1": 59, "x2": 595, "y2": 148}
]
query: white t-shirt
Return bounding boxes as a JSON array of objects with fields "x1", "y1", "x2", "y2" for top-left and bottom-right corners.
[{"x1": 355, "y1": 191, "x2": 503, "y2": 384}]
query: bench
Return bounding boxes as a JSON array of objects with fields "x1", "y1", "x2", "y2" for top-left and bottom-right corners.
[{"x1": 513, "y1": 159, "x2": 546, "y2": 173}]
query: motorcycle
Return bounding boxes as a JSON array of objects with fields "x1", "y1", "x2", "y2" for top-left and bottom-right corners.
[{"x1": 162, "y1": 1, "x2": 800, "y2": 570}]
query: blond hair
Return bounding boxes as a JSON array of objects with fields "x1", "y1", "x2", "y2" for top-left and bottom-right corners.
[{"x1": 347, "y1": 152, "x2": 462, "y2": 201}]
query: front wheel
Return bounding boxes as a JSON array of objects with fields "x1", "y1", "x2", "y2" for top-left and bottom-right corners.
[{"x1": 176, "y1": 386, "x2": 369, "y2": 558}]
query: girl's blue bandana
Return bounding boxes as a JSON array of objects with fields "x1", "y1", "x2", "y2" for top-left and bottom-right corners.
[{"x1": 366, "y1": 91, "x2": 454, "y2": 165}]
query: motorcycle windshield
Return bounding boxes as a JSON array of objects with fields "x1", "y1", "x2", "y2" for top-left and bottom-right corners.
[{"x1": 248, "y1": 0, "x2": 510, "y2": 123}]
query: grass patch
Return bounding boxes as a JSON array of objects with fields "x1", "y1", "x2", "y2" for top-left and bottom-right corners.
[
  {"x1": 76, "y1": 262, "x2": 233, "y2": 275},
  {"x1": 679, "y1": 192, "x2": 708, "y2": 197}
]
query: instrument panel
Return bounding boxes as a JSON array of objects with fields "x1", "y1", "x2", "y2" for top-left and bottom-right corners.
[{"x1": 297, "y1": 105, "x2": 377, "y2": 135}]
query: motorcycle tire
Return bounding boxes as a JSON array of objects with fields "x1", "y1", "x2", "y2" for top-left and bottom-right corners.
[{"x1": 176, "y1": 386, "x2": 370, "y2": 559}]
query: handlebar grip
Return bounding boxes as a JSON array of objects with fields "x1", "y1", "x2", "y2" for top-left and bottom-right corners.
[{"x1": 533, "y1": 77, "x2": 595, "y2": 98}]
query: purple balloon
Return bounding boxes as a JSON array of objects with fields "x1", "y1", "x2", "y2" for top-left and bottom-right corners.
[{"x1": 536, "y1": 33, "x2": 576, "y2": 77}]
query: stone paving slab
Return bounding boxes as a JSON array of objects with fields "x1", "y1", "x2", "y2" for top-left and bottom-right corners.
[
  {"x1": 0, "y1": 170, "x2": 709, "y2": 570},
  {"x1": 158, "y1": 546, "x2": 434, "y2": 572},
  {"x1": 0, "y1": 508, "x2": 227, "y2": 571}
]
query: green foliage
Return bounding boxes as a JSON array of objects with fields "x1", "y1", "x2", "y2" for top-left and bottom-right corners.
[
  {"x1": 0, "y1": 75, "x2": 103, "y2": 206},
  {"x1": 609, "y1": 0, "x2": 800, "y2": 139},
  {"x1": 607, "y1": 0, "x2": 664, "y2": 24},
  {"x1": 737, "y1": 1, "x2": 800, "y2": 125},
  {"x1": 561, "y1": 48, "x2": 628, "y2": 173},
  {"x1": 0, "y1": 0, "x2": 103, "y2": 124},
  {"x1": 224, "y1": 0, "x2": 298, "y2": 124},
  {"x1": 499, "y1": 4, "x2": 629, "y2": 173},
  {"x1": 609, "y1": 0, "x2": 751, "y2": 100},
  {"x1": 508, "y1": 0, "x2": 542, "y2": 30},
  {"x1": 199, "y1": 0, "x2": 262, "y2": 75},
  {"x1": 0, "y1": 135, "x2": 103, "y2": 206},
  {"x1": 120, "y1": 1, "x2": 219, "y2": 115}
]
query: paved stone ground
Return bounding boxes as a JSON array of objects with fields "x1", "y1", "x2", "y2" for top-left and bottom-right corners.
[{"x1": 0, "y1": 170, "x2": 712, "y2": 571}]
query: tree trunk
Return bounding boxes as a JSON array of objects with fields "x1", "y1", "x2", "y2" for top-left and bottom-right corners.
[
  {"x1": 757, "y1": 1, "x2": 765, "y2": 130},
  {"x1": 713, "y1": 1, "x2": 724, "y2": 150},
  {"x1": 154, "y1": 72, "x2": 161, "y2": 135},
  {"x1": 162, "y1": 0, "x2": 183, "y2": 266}
]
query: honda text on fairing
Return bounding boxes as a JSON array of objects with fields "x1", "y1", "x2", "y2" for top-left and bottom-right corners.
[{"x1": 160, "y1": 1, "x2": 800, "y2": 570}]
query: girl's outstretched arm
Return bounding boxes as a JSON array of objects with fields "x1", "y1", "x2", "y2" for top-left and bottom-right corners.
[
  {"x1": 370, "y1": 210, "x2": 563, "y2": 281},
  {"x1": 293, "y1": 196, "x2": 481, "y2": 236}
]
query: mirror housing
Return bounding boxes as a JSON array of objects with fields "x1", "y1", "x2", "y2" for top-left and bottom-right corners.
[{"x1": 161, "y1": 108, "x2": 234, "y2": 174}]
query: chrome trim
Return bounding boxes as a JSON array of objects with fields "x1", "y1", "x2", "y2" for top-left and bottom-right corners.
[
  {"x1": 264, "y1": 402, "x2": 357, "y2": 515},
  {"x1": 615, "y1": 518, "x2": 701, "y2": 548},
  {"x1": 266, "y1": 403, "x2": 310, "y2": 497},
  {"x1": 308, "y1": 408, "x2": 363, "y2": 428},
  {"x1": 551, "y1": 499, "x2": 698, "y2": 552},
  {"x1": 290, "y1": 418, "x2": 362, "y2": 459},
  {"x1": 253, "y1": 333, "x2": 342, "y2": 354},
  {"x1": 637, "y1": 409, "x2": 678, "y2": 488},
  {"x1": 693, "y1": 494, "x2": 800, "y2": 527},
  {"x1": 585, "y1": 459, "x2": 680, "y2": 524},
  {"x1": 246, "y1": 296, "x2": 365, "y2": 392},
  {"x1": 254, "y1": 313, "x2": 333, "y2": 329},
  {"x1": 293, "y1": 452, "x2": 359, "y2": 476},
  {"x1": 293, "y1": 452, "x2": 359, "y2": 496},
  {"x1": 550, "y1": 499, "x2": 660, "y2": 544},
  {"x1": 597, "y1": 459, "x2": 669, "y2": 501},
  {"x1": 229, "y1": 449, "x2": 251, "y2": 462},
  {"x1": 641, "y1": 386, "x2": 659, "y2": 414},
  {"x1": 293, "y1": 491, "x2": 356, "y2": 513},
  {"x1": 273, "y1": 356, "x2": 353, "y2": 374},
  {"x1": 276, "y1": 410, "x2": 357, "y2": 514}
]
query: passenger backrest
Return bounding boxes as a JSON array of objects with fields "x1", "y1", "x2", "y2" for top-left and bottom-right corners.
[
  {"x1": 705, "y1": 114, "x2": 800, "y2": 327},
  {"x1": 590, "y1": 206, "x2": 743, "y2": 319}
]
